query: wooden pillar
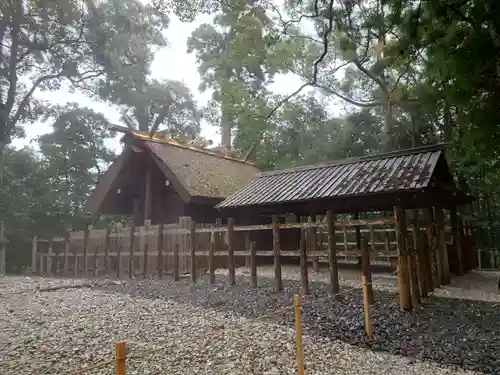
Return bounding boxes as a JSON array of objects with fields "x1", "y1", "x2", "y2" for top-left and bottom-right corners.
[
  {"x1": 394, "y1": 206, "x2": 411, "y2": 311},
  {"x1": 83, "y1": 226, "x2": 90, "y2": 277},
  {"x1": 144, "y1": 162, "x2": 152, "y2": 222},
  {"x1": 409, "y1": 211, "x2": 423, "y2": 303},
  {"x1": 103, "y1": 227, "x2": 111, "y2": 277},
  {"x1": 435, "y1": 207, "x2": 451, "y2": 284},
  {"x1": 47, "y1": 239, "x2": 53, "y2": 276},
  {"x1": 93, "y1": 242, "x2": 98, "y2": 277},
  {"x1": 308, "y1": 216, "x2": 319, "y2": 273},
  {"x1": 173, "y1": 243, "x2": 180, "y2": 281},
  {"x1": 31, "y1": 236, "x2": 38, "y2": 274},
  {"x1": 190, "y1": 219, "x2": 197, "y2": 283},
  {"x1": 326, "y1": 211, "x2": 339, "y2": 295},
  {"x1": 449, "y1": 207, "x2": 464, "y2": 276},
  {"x1": 425, "y1": 208, "x2": 441, "y2": 288},
  {"x1": 157, "y1": 223, "x2": 164, "y2": 278},
  {"x1": 244, "y1": 217, "x2": 251, "y2": 267},
  {"x1": 250, "y1": 241, "x2": 257, "y2": 288},
  {"x1": 354, "y1": 212, "x2": 361, "y2": 251},
  {"x1": 209, "y1": 232, "x2": 216, "y2": 285},
  {"x1": 63, "y1": 232, "x2": 70, "y2": 275},
  {"x1": 299, "y1": 228, "x2": 309, "y2": 295},
  {"x1": 272, "y1": 215, "x2": 283, "y2": 292},
  {"x1": 128, "y1": 225, "x2": 135, "y2": 278},
  {"x1": 361, "y1": 237, "x2": 373, "y2": 304},
  {"x1": 227, "y1": 217, "x2": 235, "y2": 285}
]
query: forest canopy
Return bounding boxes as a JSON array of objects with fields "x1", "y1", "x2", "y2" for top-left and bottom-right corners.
[{"x1": 1, "y1": 0, "x2": 499, "y2": 271}]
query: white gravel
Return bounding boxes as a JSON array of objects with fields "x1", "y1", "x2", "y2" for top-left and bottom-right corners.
[{"x1": 0, "y1": 267, "x2": 497, "y2": 375}]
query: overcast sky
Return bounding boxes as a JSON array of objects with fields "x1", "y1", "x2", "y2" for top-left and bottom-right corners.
[{"x1": 12, "y1": 14, "x2": 308, "y2": 153}]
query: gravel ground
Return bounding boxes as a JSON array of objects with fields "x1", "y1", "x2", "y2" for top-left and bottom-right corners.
[{"x1": 0, "y1": 267, "x2": 499, "y2": 375}]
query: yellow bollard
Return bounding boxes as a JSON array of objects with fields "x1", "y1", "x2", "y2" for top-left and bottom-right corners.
[
  {"x1": 362, "y1": 276, "x2": 373, "y2": 341},
  {"x1": 294, "y1": 294, "x2": 305, "y2": 375},
  {"x1": 116, "y1": 341, "x2": 126, "y2": 375}
]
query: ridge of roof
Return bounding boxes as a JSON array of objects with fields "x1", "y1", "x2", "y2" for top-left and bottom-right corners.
[
  {"x1": 258, "y1": 143, "x2": 446, "y2": 178},
  {"x1": 129, "y1": 132, "x2": 256, "y2": 166}
]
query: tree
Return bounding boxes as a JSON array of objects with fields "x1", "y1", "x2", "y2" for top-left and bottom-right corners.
[{"x1": 0, "y1": 0, "x2": 169, "y2": 273}]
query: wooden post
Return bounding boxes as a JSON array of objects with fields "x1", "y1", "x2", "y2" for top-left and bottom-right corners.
[
  {"x1": 435, "y1": 207, "x2": 451, "y2": 285},
  {"x1": 326, "y1": 210, "x2": 339, "y2": 295},
  {"x1": 354, "y1": 212, "x2": 361, "y2": 251},
  {"x1": 93, "y1": 242, "x2": 98, "y2": 277},
  {"x1": 63, "y1": 232, "x2": 70, "y2": 275},
  {"x1": 250, "y1": 241, "x2": 257, "y2": 288},
  {"x1": 83, "y1": 226, "x2": 90, "y2": 277},
  {"x1": 293, "y1": 295, "x2": 305, "y2": 375},
  {"x1": 244, "y1": 217, "x2": 251, "y2": 267},
  {"x1": 309, "y1": 216, "x2": 319, "y2": 273},
  {"x1": 394, "y1": 205, "x2": 411, "y2": 311},
  {"x1": 144, "y1": 162, "x2": 152, "y2": 223},
  {"x1": 272, "y1": 215, "x2": 283, "y2": 292},
  {"x1": 227, "y1": 217, "x2": 235, "y2": 285},
  {"x1": 142, "y1": 221, "x2": 151, "y2": 278},
  {"x1": 409, "y1": 211, "x2": 422, "y2": 304},
  {"x1": 157, "y1": 223, "x2": 164, "y2": 278},
  {"x1": 173, "y1": 243, "x2": 180, "y2": 281},
  {"x1": 128, "y1": 225, "x2": 135, "y2": 279},
  {"x1": 299, "y1": 228, "x2": 309, "y2": 295},
  {"x1": 115, "y1": 341, "x2": 126, "y2": 375},
  {"x1": 47, "y1": 239, "x2": 53, "y2": 276},
  {"x1": 31, "y1": 236, "x2": 38, "y2": 274},
  {"x1": 209, "y1": 232, "x2": 216, "y2": 285},
  {"x1": 425, "y1": 208, "x2": 441, "y2": 288},
  {"x1": 449, "y1": 207, "x2": 464, "y2": 276},
  {"x1": 362, "y1": 275, "x2": 373, "y2": 341},
  {"x1": 361, "y1": 237, "x2": 373, "y2": 304},
  {"x1": 421, "y1": 233, "x2": 433, "y2": 292},
  {"x1": 104, "y1": 227, "x2": 111, "y2": 277},
  {"x1": 190, "y1": 219, "x2": 197, "y2": 283}
]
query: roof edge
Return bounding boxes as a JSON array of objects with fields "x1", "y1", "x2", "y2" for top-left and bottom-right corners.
[
  {"x1": 127, "y1": 132, "x2": 256, "y2": 167},
  {"x1": 258, "y1": 143, "x2": 447, "y2": 177}
]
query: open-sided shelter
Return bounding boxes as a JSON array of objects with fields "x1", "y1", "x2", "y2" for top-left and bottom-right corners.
[
  {"x1": 216, "y1": 144, "x2": 473, "y2": 217},
  {"x1": 87, "y1": 132, "x2": 260, "y2": 225}
]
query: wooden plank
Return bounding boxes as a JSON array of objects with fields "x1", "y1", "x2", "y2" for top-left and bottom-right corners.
[
  {"x1": 157, "y1": 223, "x2": 164, "y2": 278},
  {"x1": 394, "y1": 205, "x2": 411, "y2": 311},
  {"x1": 128, "y1": 225, "x2": 135, "y2": 279},
  {"x1": 190, "y1": 218, "x2": 197, "y2": 283},
  {"x1": 450, "y1": 206, "x2": 464, "y2": 276},
  {"x1": 31, "y1": 236, "x2": 37, "y2": 274},
  {"x1": 361, "y1": 237, "x2": 373, "y2": 304},
  {"x1": 47, "y1": 239, "x2": 53, "y2": 276},
  {"x1": 410, "y1": 211, "x2": 426, "y2": 298},
  {"x1": 63, "y1": 233, "x2": 70, "y2": 275},
  {"x1": 272, "y1": 215, "x2": 283, "y2": 292},
  {"x1": 209, "y1": 232, "x2": 216, "y2": 285},
  {"x1": 104, "y1": 227, "x2": 111, "y2": 276},
  {"x1": 299, "y1": 229, "x2": 309, "y2": 295},
  {"x1": 173, "y1": 243, "x2": 180, "y2": 281},
  {"x1": 326, "y1": 211, "x2": 339, "y2": 295},
  {"x1": 435, "y1": 207, "x2": 451, "y2": 285},
  {"x1": 250, "y1": 241, "x2": 257, "y2": 288},
  {"x1": 142, "y1": 221, "x2": 150, "y2": 277},
  {"x1": 408, "y1": 211, "x2": 421, "y2": 306},
  {"x1": 83, "y1": 226, "x2": 90, "y2": 276},
  {"x1": 227, "y1": 218, "x2": 235, "y2": 285}
]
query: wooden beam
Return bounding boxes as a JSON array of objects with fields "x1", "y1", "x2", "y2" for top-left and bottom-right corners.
[
  {"x1": 190, "y1": 219, "x2": 197, "y2": 283},
  {"x1": 435, "y1": 207, "x2": 451, "y2": 285},
  {"x1": 299, "y1": 229, "x2": 309, "y2": 295},
  {"x1": 272, "y1": 215, "x2": 283, "y2": 292},
  {"x1": 144, "y1": 161, "x2": 153, "y2": 221},
  {"x1": 361, "y1": 236, "x2": 373, "y2": 304},
  {"x1": 250, "y1": 241, "x2": 257, "y2": 288},
  {"x1": 326, "y1": 211, "x2": 339, "y2": 295},
  {"x1": 227, "y1": 218, "x2": 235, "y2": 285},
  {"x1": 31, "y1": 236, "x2": 37, "y2": 274},
  {"x1": 450, "y1": 207, "x2": 464, "y2": 276},
  {"x1": 394, "y1": 205, "x2": 411, "y2": 311}
]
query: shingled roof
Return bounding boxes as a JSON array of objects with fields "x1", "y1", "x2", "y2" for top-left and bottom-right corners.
[
  {"x1": 217, "y1": 144, "x2": 463, "y2": 211},
  {"x1": 87, "y1": 132, "x2": 260, "y2": 213}
]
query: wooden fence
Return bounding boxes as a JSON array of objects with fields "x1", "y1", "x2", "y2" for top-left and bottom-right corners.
[{"x1": 31, "y1": 210, "x2": 475, "y2": 283}]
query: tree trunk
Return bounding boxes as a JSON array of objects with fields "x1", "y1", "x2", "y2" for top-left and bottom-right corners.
[{"x1": 0, "y1": 141, "x2": 5, "y2": 275}]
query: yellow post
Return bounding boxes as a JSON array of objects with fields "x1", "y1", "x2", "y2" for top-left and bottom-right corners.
[
  {"x1": 294, "y1": 294, "x2": 305, "y2": 375},
  {"x1": 362, "y1": 276, "x2": 373, "y2": 341},
  {"x1": 116, "y1": 341, "x2": 126, "y2": 375}
]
